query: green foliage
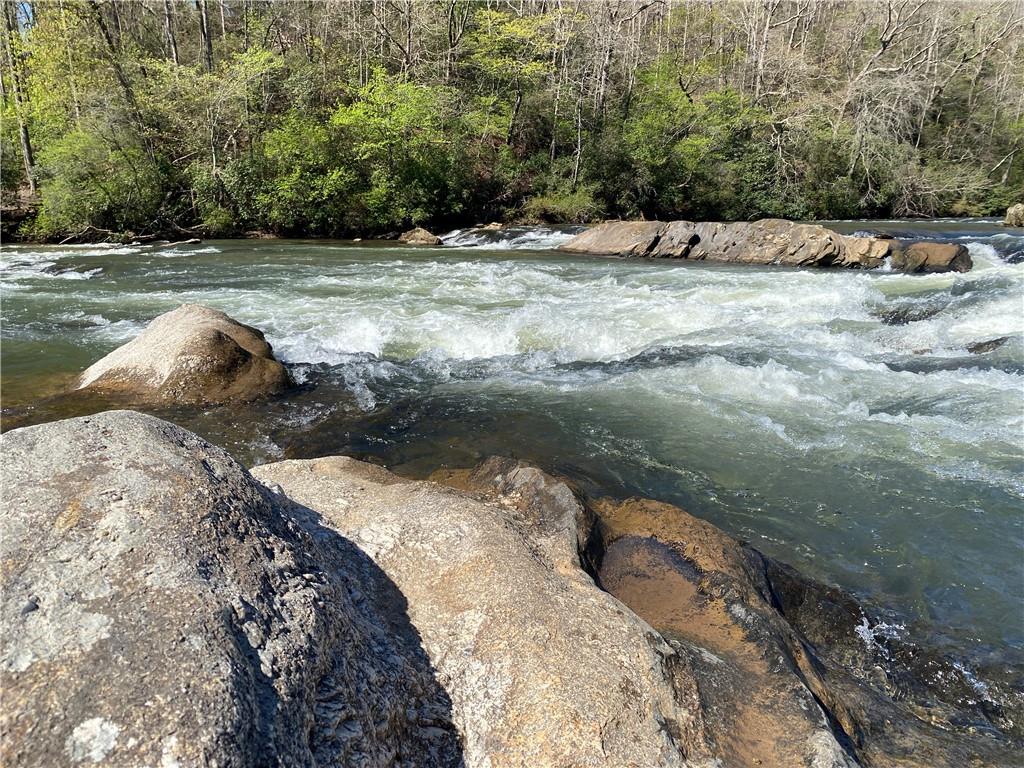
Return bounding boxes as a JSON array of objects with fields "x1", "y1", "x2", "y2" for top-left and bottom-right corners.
[
  {"x1": 32, "y1": 130, "x2": 165, "y2": 237},
  {"x1": 3, "y1": 1, "x2": 1020, "y2": 240},
  {"x1": 331, "y1": 70, "x2": 461, "y2": 228}
]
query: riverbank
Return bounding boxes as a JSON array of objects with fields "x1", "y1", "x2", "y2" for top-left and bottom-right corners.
[{"x1": 3, "y1": 208, "x2": 1020, "y2": 248}]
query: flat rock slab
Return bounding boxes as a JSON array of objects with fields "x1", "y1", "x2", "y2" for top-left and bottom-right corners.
[
  {"x1": 76, "y1": 304, "x2": 291, "y2": 404},
  {"x1": 560, "y1": 219, "x2": 971, "y2": 273}
]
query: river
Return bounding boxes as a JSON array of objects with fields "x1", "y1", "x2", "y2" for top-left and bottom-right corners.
[{"x1": 2, "y1": 218, "x2": 1022, "y2": 689}]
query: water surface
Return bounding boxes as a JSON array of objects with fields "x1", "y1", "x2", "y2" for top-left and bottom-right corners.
[{"x1": 2, "y1": 220, "x2": 1022, "y2": 682}]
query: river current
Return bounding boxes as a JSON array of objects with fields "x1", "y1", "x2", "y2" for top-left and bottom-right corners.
[{"x1": 2, "y1": 219, "x2": 1022, "y2": 687}]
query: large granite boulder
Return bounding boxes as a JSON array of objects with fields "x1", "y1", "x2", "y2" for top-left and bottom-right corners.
[
  {"x1": 559, "y1": 219, "x2": 970, "y2": 273},
  {"x1": 1004, "y1": 203, "x2": 1024, "y2": 227},
  {"x1": 0, "y1": 411, "x2": 461, "y2": 767},
  {"x1": 398, "y1": 227, "x2": 442, "y2": 245},
  {"x1": 76, "y1": 304, "x2": 291, "y2": 404},
  {"x1": 254, "y1": 456, "x2": 722, "y2": 767}
]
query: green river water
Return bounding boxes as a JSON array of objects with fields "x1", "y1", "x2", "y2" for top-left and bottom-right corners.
[{"x1": 2, "y1": 218, "x2": 1022, "y2": 696}]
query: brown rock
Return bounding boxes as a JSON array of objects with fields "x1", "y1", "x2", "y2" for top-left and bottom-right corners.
[
  {"x1": 447, "y1": 458, "x2": 1020, "y2": 768},
  {"x1": 557, "y1": 220, "x2": 666, "y2": 256},
  {"x1": 76, "y1": 304, "x2": 291, "y2": 404},
  {"x1": 559, "y1": 219, "x2": 979, "y2": 272},
  {"x1": 890, "y1": 242, "x2": 972, "y2": 273},
  {"x1": 435, "y1": 459, "x2": 856, "y2": 768},
  {"x1": 398, "y1": 227, "x2": 443, "y2": 245}
]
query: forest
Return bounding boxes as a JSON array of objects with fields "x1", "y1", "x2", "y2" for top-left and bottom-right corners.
[{"x1": 2, "y1": 0, "x2": 1022, "y2": 240}]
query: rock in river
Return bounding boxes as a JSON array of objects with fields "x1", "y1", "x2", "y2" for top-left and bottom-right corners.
[
  {"x1": 889, "y1": 241, "x2": 972, "y2": 273},
  {"x1": 560, "y1": 218, "x2": 971, "y2": 273},
  {"x1": 76, "y1": 304, "x2": 291, "y2": 404},
  {"x1": 398, "y1": 227, "x2": 443, "y2": 245},
  {"x1": 1004, "y1": 203, "x2": 1024, "y2": 227}
]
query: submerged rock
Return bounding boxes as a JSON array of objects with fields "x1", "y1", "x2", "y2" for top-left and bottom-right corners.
[
  {"x1": 0, "y1": 411, "x2": 461, "y2": 767},
  {"x1": 967, "y1": 336, "x2": 1010, "y2": 354},
  {"x1": 76, "y1": 304, "x2": 291, "y2": 404},
  {"x1": 889, "y1": 242, "x2": 972, "y2": 273},
  {"x1": 559, "y1": 219, "x2": 971, "y2": 273},
  {"x1": 398, "y1": 227, "x2": 443, "y2": 245},
  {"x1": 1004, "y1": 203, "x2": 1023, "y2": 227}
]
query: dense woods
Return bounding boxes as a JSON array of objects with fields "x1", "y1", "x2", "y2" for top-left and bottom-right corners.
[{"x1": 2, "y1": 0, "x2": 1022, "y2": 240}]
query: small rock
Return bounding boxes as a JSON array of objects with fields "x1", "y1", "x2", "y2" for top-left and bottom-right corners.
[
  {"x1": 1004, "y1": 203, "x2": 1024, "y2": 227},
  {"x1": 967, "y1": 336, "x2": 1010, "y2": 354},
  {"x1": 398, "y1": 227, "x2": 442, "y2": 246}
]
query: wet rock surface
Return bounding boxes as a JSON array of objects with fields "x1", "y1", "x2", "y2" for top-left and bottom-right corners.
[
  {"x1": 889, "y1": 241, "x2": 972, "y2": 273},
  {"x1": 76, "y1": 304, "x2": 291, "y2": 404},
  {"x1": 967, "y1": 336, "x2": 1011, "y2": 354},
  {"x1": 0, "y1": 411, "x2": 461, "y2": 768},
  {"x1": 560, "y1": 218, "x2": 972, "y2": 273},
  {"x1": 442, "y1": 459, "x2": 1021, "y2": 768}
]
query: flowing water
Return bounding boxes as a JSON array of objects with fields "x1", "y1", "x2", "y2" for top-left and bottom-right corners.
[{"x1": 2, "y1": 220, "x2": 1023, "y2": 690}]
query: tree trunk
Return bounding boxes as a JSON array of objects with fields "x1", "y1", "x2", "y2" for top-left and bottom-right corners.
[
  {"x1": 163, "y1": 0, "x2": 179, "y2": 65},
  {"x1": 3, "y1": 3, "x2": 36, "y2": 194},
  {"x1": 199, "y1": 0, "x2": 214, "y2": 72}
]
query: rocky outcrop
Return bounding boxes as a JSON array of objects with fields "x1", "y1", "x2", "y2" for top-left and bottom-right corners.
[
  {"x1": 255, "y1": 456, "x2": 724, "y2": 767},
  {"x1": 560, "y1": 219, "x2": 972, "y2": 273},
  {"x1": 441, "y1": 458, "x2": 1020, "y2": 768},
  {"x1": 398, "y1": 227, "x2": 443, "y2": 245},
  {"x1": 1004, "y1": 203, "x2": 1024, "y2": 227},
  {"x1": 5, "y1": 414, "x2": 1016, "y2": 768},
  {"x1": 0, "y1": 411, "x2": 461, "y2": 767},
  {"x1": 76, "y1": 304, "x2": 291, "y2": 404}
]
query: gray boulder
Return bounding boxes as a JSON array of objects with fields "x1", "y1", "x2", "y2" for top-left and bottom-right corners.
[
  {"x1": 76, "y1": 304, "x2": 291, "y2": 404},
  {"x1": 0, "y1": 411, "x2": 461, "y2": 767},
  {"x1": 253, "y1": 455, "x2": 724, "y2": 767}
]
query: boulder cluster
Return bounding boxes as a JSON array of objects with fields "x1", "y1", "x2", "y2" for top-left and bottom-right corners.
[
  {"x1": 559, "y1": 218, "x2": 973, "y2": 273},
  {"x1": 3, "y1": 299, "x2": 1018, "y2": 767},
  {"x1": 2, "y1": 412, "x2": 1018, "y2": 767}
]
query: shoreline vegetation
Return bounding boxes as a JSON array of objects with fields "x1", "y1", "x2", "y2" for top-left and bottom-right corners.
[{"x1": 2, "y1": 1, "x2": 1022, "y2": 243}]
